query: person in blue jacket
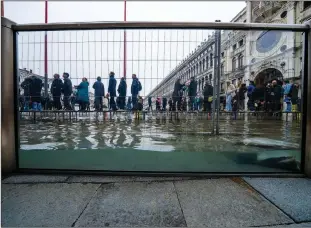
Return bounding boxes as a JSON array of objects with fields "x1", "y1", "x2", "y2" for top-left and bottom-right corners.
[
  {"x1": 93, "y1": 76, "x2": 105, "y2": 111},
  {"x1": 76, "y1": 77, "x2": 89, "y2": 111},
  {"x1": 108, "y1": 71, "x2": 117, "y2": 111},
  {"x1": 131, "y1": 74, "x2": 142, "y2": 110}
]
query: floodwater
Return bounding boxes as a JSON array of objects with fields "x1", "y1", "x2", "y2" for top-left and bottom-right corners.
[{"x1": 19, "y1": 116, "x2": 302, "y2": 172}]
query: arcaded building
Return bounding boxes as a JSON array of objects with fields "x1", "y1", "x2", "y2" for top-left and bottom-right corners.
[{"x1": 146, "y1": 1, "x2": 311, "y2": 104}]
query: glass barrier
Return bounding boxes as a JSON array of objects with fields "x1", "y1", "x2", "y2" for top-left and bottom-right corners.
[{"x1": 17, "y1": 28, "x2": 304, "y2": 173}]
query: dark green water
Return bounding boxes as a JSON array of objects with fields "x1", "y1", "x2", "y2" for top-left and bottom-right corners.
[{"x1": 19, "y1": 118, "x2": 302, "y2": 172}]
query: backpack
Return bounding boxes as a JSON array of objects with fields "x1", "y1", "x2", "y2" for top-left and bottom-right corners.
[{"x1": 138, "y1": 81, "x2": 142, "y2": 91}]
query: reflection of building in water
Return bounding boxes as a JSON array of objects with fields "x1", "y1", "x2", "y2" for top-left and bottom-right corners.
[
  {"x1": 146, "y1": 1, "x2": 311, "y2": 105},
  {"x1": 19, "y1": 68, "x2": 53, "y2": 95}
]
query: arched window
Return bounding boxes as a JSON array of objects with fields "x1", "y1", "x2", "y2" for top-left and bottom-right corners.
[
  {"x1": 232, "y1": 57, "x2": 236, "y2": 71},
  {"x1": 199, "y1": 61, "x2": 202, "y2": 73},
  {"x1": 203, "y1": 59, "x2": 205, "y2": 71},
  {"x1": 206, "y1": 56, "x2": 209, "y2": 69},
  {"x1": 221, "y1": 63, "x2": 225, "y2": 76},
  {"x1": 198, "y1": 79, "x2": 201, "y2": 91},
  {"x1": 196, "y1": 63, "x2": 199, "y2": 74},
  {"x1": 238, "y1": 55, "x2": 243, "y2": 69},
  {"x1": 209, "y1": 74, "x2": 212, "y2": 83},
  {"x1": 210, "y1": 53, "x2": 213, "y2": 67}
]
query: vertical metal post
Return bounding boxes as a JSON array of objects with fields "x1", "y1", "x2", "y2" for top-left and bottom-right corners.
[
  {"x1": 1, "y1": 17, "x2": 17, "y2": 173},
  {"x1": 44, "y1": 0, "x2": 48, "y2": 97},
  {"x1": 302, "y1": 21, "x2": 311, "y2": 177},
  {"x1": 211, "y1": 24, "x2": 218, "y2": 135},
  {"x1": 215, "y1": 20, "x2": 221, "y2": 135},
  {"x1": 1, "y1": 0, "x2": 4, "y2": 17},
  {"x1": 123, "y1": 0, "x2": 127, "y2": 78}
]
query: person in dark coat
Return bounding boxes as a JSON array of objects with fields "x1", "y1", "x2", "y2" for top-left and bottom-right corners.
[
  {"x1": 172, "y1": 78, "x2": 184, "y2": 111},
  {"x1": 76, "y1": 77, "x2": 89, "y2": 111},
  {"x1": 290, "y1": 83, "x2": 299, "y2": 112},
  {"x1": 168, "y1": 98, "x2": 173, "y2": 111},
  {"x1": 271, "y1": 80, "x2": 283, "y2": 113},
  {"x1": 203, "y1": 82, "x2": 213, "y2": 112},
  {"x1": 62, "y1": 72, "x2": 73, "y2": 110},
  {"x1": 21, "y1": 76, "x2": 33, "y2": 111},
  {"x1": 162, "y1": 97, "x2": 167, "y2": 111},
  {"x1": 148, "y1": 96, "x2": 153, "y2": 111},
  {"x1": 237, "y1": 83, "x2": 247, "y2": 111},
  {"x1": 93, "y1": 76, "x2": 105, "y2": 111},
  {"x1": 117, "y1": 77, "x2": 127, "y2": 110},
  {"x1": 29, "y1": 76, "x2": 44, "y2": 111},
  {"x1": 188, "y1": 76, "x2": 197, "y2": 111},
  {"x1": 131, "y1": 74, "x2": 142, "y2": 110},
  {"x1": 51, "y1": 73, "x2": 64, "y2": 110},
  {"x1": 247, "y1": 81, "x2": 255, "y2": 111},
  {"x1": 108, "y1": 71, "x2": 117, "y2": 111}
]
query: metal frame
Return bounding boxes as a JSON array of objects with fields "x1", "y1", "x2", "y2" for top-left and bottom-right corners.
[
  {"x1": 12, "y1": 21, "x2": 309, "y2": 32},
  {"x1": 8, "y1": 19, "x2": 311, "y2": 176}
]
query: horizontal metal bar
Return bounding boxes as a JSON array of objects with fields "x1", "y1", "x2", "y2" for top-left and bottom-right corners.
[{"x1": 12, "y1": 21, "x2": 310, "y2": 32}]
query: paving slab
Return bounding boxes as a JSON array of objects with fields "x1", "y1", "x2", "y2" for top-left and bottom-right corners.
[
  {"x1": 1, "y1": 183, "x2": 100, "y2": 227},
  {"x1": 75, "y1": 181, "x2": 186, "y2": 227},
  {"x1": 2, "y1": 174, "x2": 69, "y2": 183},
  {"x1": 244, "y1": 178, "x2": 311, "y2": 223},
  {"x1": 67, "y1": 175, "x2": 191, "y2": 183},
  {"x1": 174, "y1": 179, "x2": 293, "y2": 227}
]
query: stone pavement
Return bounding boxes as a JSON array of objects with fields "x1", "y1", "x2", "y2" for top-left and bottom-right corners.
[{"x1": 1, "y1": 175, "x2": 311, "y2": 227}]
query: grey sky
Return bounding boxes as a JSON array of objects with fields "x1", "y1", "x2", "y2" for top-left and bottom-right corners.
[{"x1": 5, "y1": 1, "x2": 246, "y2": 96}]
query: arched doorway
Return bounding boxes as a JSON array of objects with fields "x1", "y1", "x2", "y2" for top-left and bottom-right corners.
[{"x1": 254, "y1": 68, "x2": 283, "y2": 86}]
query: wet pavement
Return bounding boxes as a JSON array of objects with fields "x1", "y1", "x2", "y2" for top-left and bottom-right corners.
[
  {"x1": 2, "y1": 175, "x2": 311, "y2": 227},
  {"x1": 18, "y1": 119, "x2": 302, "y2": 172}
]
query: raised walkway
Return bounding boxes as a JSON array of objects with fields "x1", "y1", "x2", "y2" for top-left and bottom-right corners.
[{"x1": 2, "y1": 175, "x2": 311, "y2": 227}]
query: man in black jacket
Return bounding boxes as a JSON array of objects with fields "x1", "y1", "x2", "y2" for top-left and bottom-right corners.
[
  {"x1": 51, "y1": 73, "x2": 64, "y2": 110},
  {"x1": 117, "y1": 77, "x2": 127, "y2": 110},
  {"x1": 21, "y1": 76, "x2": 33, "y2": 111},
  {"x1": 108, "y1": 71, "x2": 117, "y2": 111},
  {"x1": 203, "y1": 82, "x2": 213, "y2": 112},
  {"x1": 237, "y1": 83, "x2": 247, "y2": 111},
  {"x1": 188, "y1": 77, "x2": 197, "y2": 111},
  {"x1": 29, "y1": 76, "x2": 43, "y2": 111},
  {"x1": 62, "y1": 72, "x2": 73, "y2": 110},
  {"x1": 172, "y1": 78, "x2": 184, "y2": 111}
]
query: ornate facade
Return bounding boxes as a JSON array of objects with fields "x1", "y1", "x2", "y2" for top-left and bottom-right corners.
[{"x1": 146, "y1": 1, "x2": 311, "y2": 104}]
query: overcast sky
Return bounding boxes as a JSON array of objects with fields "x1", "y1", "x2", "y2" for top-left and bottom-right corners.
[{"x1": 5, "y1": 1, "x2": 246, "y2": 96}]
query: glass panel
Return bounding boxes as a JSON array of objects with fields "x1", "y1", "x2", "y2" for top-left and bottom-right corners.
[{"x1": 17, "y1": 28, "x2": 304, "y2": 173}]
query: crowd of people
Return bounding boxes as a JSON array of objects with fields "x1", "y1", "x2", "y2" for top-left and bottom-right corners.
[
  {"x1": 146, "y1": 77, "x2": 301, "y2": 116},
  {"x1": 20, "y1": 72, "x2": 143, "y2": 112},
  {"x1": 20, "y1": 71, "x2": 301, "y2": 115}
]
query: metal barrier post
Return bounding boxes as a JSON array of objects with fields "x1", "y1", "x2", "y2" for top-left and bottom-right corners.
[
  {"x1": 303, "y1": 20, "x2": 311, "y2": 177},
  {"x1": 1, "y1": 17, "x2": 17, "y2": 173},
  {"x1": 211, "y1": 27, "x2": 218, "y2": 134},
  {"x1": 215, "y1": 20, "x2": 221, "y2": 135}
]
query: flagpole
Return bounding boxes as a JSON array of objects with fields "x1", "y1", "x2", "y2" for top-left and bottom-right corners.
[
  {"x1": 123, "y1": 0, "x2": 127, "y2": 79},
  {"x1": 44, "y1": 0, "x2": 48, "y2": 97},
  {"x1": 1, "y1": 0, "x2": 4, "y2": 17}
]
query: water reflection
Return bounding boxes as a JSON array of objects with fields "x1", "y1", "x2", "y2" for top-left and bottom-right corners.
[{"x1": 20, "y1": 119, "x2": 301, "y2": 152}]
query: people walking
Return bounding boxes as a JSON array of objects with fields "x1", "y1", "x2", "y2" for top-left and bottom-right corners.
[
  {"x1": 162, "y1": 96, "x2": 167, "y2": 111},
  {"x1": 172, "y1": 78, "x2": 184, "y2": 111},
  {"x1": 51, "y1": 73, "x2": 64, "y2": 110},
  {"x1": 29, "y1": 75, "x2": 44, "y2": 111},
  {"x1": 76, "y1": 77, "x2": 89, "y2": 111},
  {"x1": 108, "y1": 71, "x2": 117, "y2": 111},
  {"x1": 225, "y1": 83, "x2": 236, "y2": 112},
  {"x1": 93, "y1": 76, "x2": 105, "y2": 111},
  {"x1": 148, "y1": 96, "x2": 153, "y2": 111},
  {"x1": 21, "y1": 76, "x2": 33, "y2": 111},
  {"x1": 117, "y1": 77, "x2": 127, "y2": 110},
  {"x1": 237, "y1": 83, "x2": 247, "y2": 111},
  {"x1": 203, "y1": 82, "x2": 213, "y2": 113},
  {"x1": 188, "y1": 76, "x2": 197, "y2": 111},
  {"x1": 62, "y1": 72, "x2": 72, "y2": 110},
  {"x1": 131, "y1": 74, "x2": 142, "y2": 110},
  {"x1": 283, "y1": 80, "x2": 293, "y2": 112}
]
